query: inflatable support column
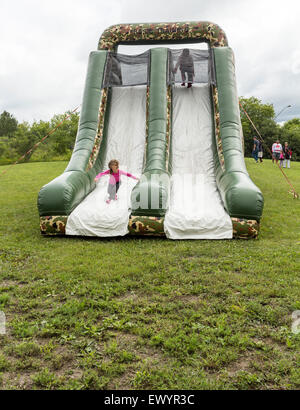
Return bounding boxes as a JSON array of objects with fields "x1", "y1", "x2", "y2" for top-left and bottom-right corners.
[{"x1": 131, "y1": 48, "x2": 170, "y2": 217}]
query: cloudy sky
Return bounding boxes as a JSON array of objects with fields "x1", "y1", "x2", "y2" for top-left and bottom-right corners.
[{"x1": 1, "y1": 0, "x2": 300, "y2": 123}]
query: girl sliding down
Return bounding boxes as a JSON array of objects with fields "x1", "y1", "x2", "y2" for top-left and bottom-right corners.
[{"x1": 94, "y1": 159, "x2": 138, "y2": 204}]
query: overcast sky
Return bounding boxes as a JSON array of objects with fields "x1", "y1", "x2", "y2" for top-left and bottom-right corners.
[{"x1": 1, "y1": 0, "x2": 300, "y2": 123}]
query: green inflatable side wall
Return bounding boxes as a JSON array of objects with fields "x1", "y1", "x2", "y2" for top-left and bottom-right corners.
[
  {"x1": 213, "y1": 47, "x2": 264, "y2": 221},
  {"x1": 38, "y1": 51, "x2": 108, "y2": 216}
]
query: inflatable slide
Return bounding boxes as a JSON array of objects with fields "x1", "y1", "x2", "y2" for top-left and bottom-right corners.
[{"x1": 38, "y1": 22, "x2": 264, "y2": 239}]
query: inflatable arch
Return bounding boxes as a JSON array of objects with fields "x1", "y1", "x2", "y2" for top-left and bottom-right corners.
[{"x1": 38, "y1": 22, "x2": 264, "y2": 239}]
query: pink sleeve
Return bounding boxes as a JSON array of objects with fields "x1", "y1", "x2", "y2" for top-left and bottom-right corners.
[
  {"x1": 120, "y1": 170, "x2": 138, "y2": 179},
  {"x1": 95, "y1": 170, "x2": 110, "y2": 179}
]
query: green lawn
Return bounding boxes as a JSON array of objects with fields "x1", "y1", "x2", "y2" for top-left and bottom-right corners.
[{"x1": 0, "y1": 158, "x2": 299, "y2": 390}]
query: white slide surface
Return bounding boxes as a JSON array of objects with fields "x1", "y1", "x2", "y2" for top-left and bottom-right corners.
[
  {"x1": 66, "y1": 86, "x2": 146, "y2": 237},
  {"x1": 164, "y1": 84, "x2": 233, "y2": 239}
]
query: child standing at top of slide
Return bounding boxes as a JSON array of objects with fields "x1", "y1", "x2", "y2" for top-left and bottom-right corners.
[
  {"x1": 173, "y1": 49, "x2": 195, "y2": 88},
  {"x1": 94, "y1": 159, "x2": 138, "y2": 204}
]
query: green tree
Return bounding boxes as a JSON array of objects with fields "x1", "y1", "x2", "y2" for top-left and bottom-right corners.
[
  {"x1": 0, "y1": 111, "x2": 18, "y2": 137},
  {"x1": 48, "y1": 111, "x2": 79, "y2": 155},
  {"x1": 280, "y1": 119, "x2": 300, "y2": 161},
  {"x1": 239, "y1": 97, "x2": 279, "y2": 158},
  {"x1": 11, "y1": 122, "x2": 35, "y2": 161},
  {"x1": 0, "y1": 110, "x2": 79, "y2": 164},
  {"x1": 281, "y1": 118, "x2": 300, "y2": 130}
]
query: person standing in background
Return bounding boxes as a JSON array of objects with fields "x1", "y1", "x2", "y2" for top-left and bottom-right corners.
[
  {"x1": 258, "y1": 139, "x2": 263, "y2": 163},
  {"x1": 283, "y1": 142, "x2": 292, "y2": 169},
  {"x1": 279, "y1": 151, "x2": 284, "y2": 168},
  {"x1": 252, "y1": 136, "x2": 259, "y2": 163},
  {"x1": 272, "y1": 139, "x2": 282, "y2": 165}
]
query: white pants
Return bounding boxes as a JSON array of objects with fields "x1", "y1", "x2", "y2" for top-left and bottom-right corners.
[{"x1": 283, "y1": 159, "x2": 290, "y2": 168}]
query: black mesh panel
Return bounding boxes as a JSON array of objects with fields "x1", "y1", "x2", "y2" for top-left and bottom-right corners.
[
  {"x1": 103, "y1": 51, "x2": 150, "y2": 88},
  {"x1": 102, "y1": 49, "x2": 215, "y2": 88},
  {"x1": 168, "y1": 49, "x2": 215, "y2": 85}
]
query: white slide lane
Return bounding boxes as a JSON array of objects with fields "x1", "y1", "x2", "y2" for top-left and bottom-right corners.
[
  {"x1": 164, "y1": 84, "x2": 233, "y2": 239},
  {"x1": 66, "y1": 85, "x2": 146, "y2": 237}
]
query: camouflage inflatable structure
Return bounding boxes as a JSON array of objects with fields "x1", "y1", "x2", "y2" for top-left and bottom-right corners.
[{"x1": 38, "y1": 22, "x2": 264, "y2": 239}]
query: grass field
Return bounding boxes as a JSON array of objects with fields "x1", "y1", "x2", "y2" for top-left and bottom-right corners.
[{"x1": 0, "y1": 158, "x2": 299, "y2": 390}]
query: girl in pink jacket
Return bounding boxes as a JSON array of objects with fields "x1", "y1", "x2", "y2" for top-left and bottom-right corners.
[{"x1": 94, "y1": 159, "x2": 138, "y2": 204}]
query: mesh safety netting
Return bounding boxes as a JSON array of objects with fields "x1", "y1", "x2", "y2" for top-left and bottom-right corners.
[
  {"x1": 103, "y1": 51, "x2": 150, "y2": 88},
  {"x1": 102, "y1": 48, "x2": 215, "y2": 88},
  {"x1": 168, "y1": 49, "x2": 215, "y2": 85}
]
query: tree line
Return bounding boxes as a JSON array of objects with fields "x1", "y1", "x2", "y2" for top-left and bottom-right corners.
[
  {"x1": 0, "y1": 97, "x2": 299, "y2": 165},
  {"x1": 239, "y1": 97, "x2": 300, "y2": 161},
  {"x1": 0, "y1": 111, "x2": 79, "y2": 165}
]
